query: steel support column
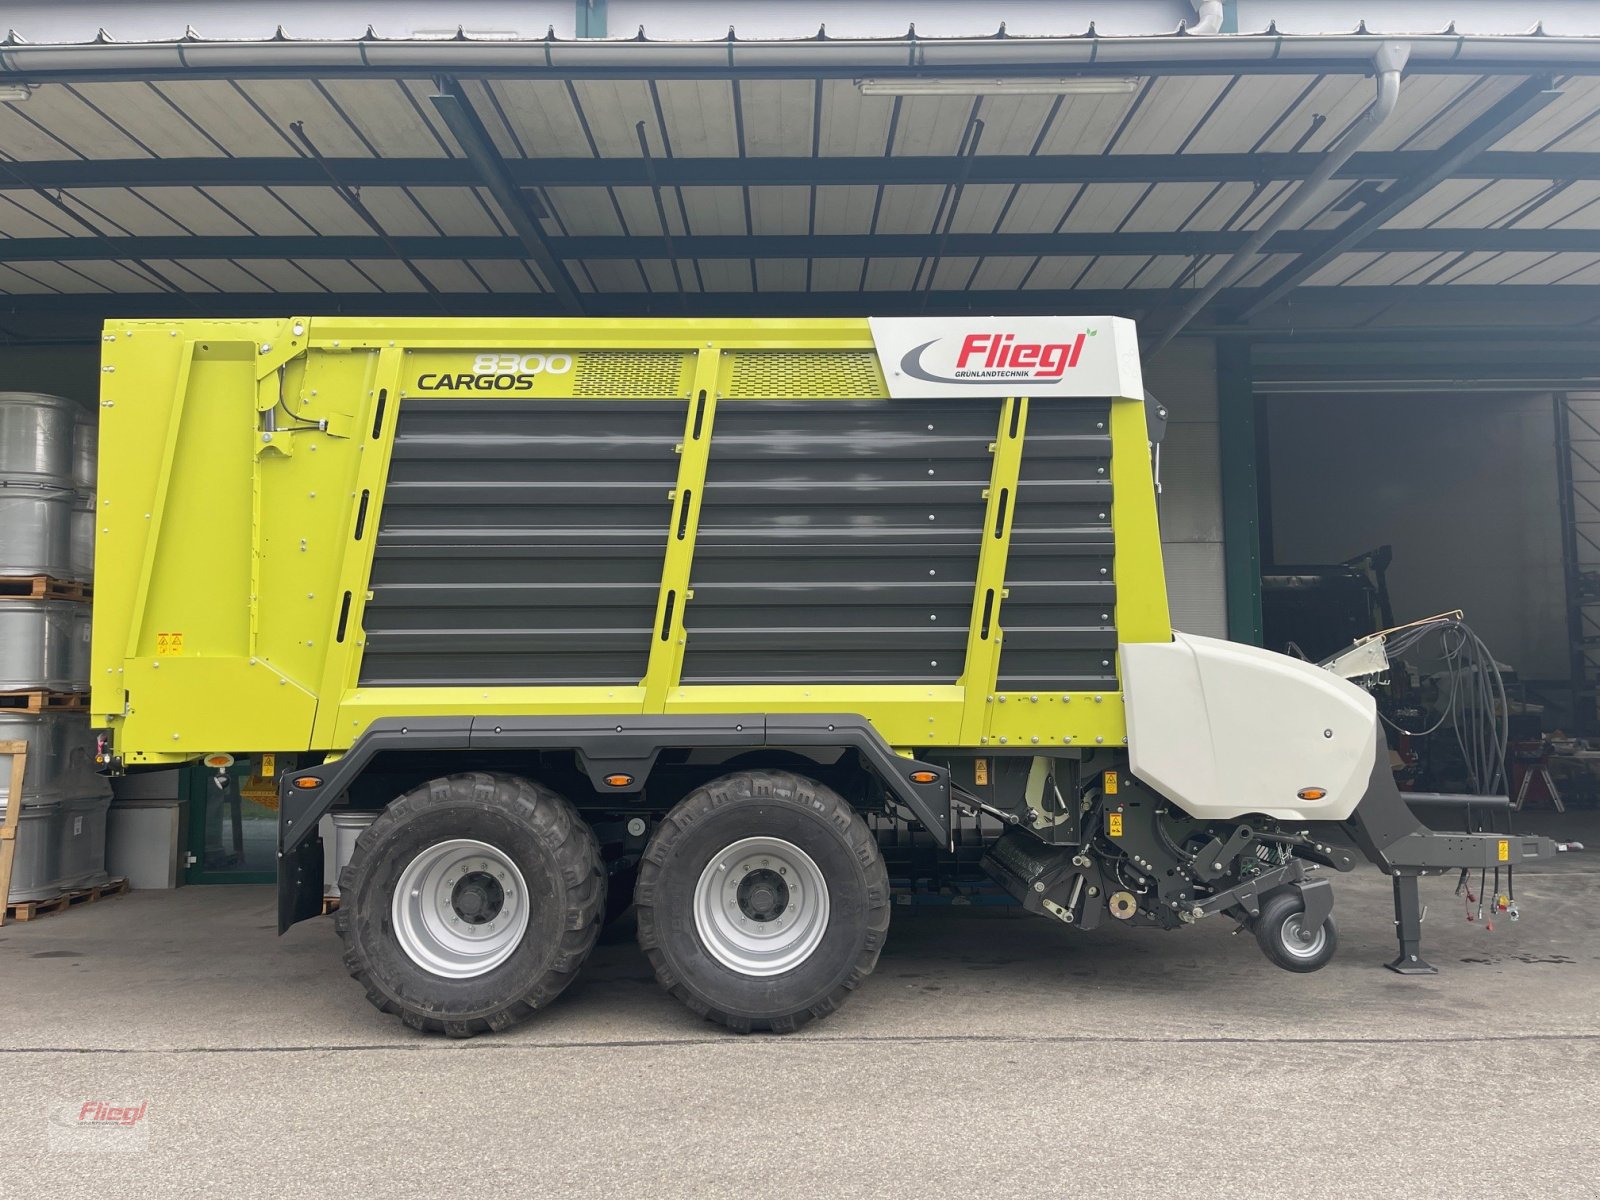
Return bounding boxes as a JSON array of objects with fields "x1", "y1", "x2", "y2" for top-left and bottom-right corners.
[{"x1": 1218, "y1": 342, "x2": 1263, "y2": 645}]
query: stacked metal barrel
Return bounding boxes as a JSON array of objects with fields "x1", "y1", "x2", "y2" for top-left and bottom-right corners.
[{"x1": 0, "y1": 392, "x2": 111, "y2": 903}]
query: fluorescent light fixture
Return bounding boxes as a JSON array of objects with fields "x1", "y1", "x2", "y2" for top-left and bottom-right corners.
[
  {"x1": 857, "y1": 77, "x2": 1139, "y2": 98},
  {"x1": 0, "y1": 84, "x2": 32, "y2": 103}
]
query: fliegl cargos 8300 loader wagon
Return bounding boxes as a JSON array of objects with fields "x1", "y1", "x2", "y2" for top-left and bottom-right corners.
[{"x1": 91, "y1": 315, "x2": 1561, "y2": 1035}]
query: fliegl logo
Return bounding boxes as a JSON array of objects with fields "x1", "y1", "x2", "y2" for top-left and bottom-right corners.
[
  {"x1": 901, "y1": 328, "x2": 1091, "y2": 385},
  {"x1": 415, "y1": 352, "x2": 574, "y2": 392}
]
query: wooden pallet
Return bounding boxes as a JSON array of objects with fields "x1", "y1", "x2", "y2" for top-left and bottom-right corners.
[
  {"x1": 0, "y1": 576, "x2": 91, "y2": 602},
  {"x1": 5, "y1": 877, "x2": 128, "y2": 923},
  {"x1": 321, "y1": 894, "x2": 342, "y2": 916},
  {"x1": 0, "y1": 691, "x2": 88, "y2": 713}
]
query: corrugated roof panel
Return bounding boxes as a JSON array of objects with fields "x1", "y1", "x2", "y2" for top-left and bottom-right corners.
[
  {"x1": 944, "y1": 184, "x2": 1016, "y2": 235},
  {"x1": 652, "y1": 80, "x2": 741, "y2": 157},
  {"x1": 1426, "y1": 179, "x2": 1552, "y2": 227},
  {"x1": 693, "y1": 259, "x2": 749, "y2": 292},
  {"x1": 755, "y1": 258, "x2": 807, "y2": 291},
  {"x1": 969, "y1": 95, "x2": 1056, "y2": 155},
  {"x1": 927, "y1": 256, "x2": 979, "y2": 288},
  {"x1": 344, "y1": 259, "x2": 427, "y2": 293},
  {"x1": 467, "y1": 81, "x2": 576, "y2": 158},
  {"x1": 889, "y1": 95, "x2": 980, "y2": 157},
  {"x1": 139, "y1": 260, "x2": 219, "y2": 292},
  {"x1": 1544, "y1": 258, "x2": 1600, "y2": 285},
  {"x1": 545, "y1": 188, "x2": 629, "y2": 237},
  {"x1": 1303, "y1": 251, "x2": 1384, "y2": 286},
  {"x1": 1180, "y1": 75, "x2": 1319, "y2": 154},
  {"x1": 1430, "y1": 251, "x2": 1504, "y2": 284},
  {"x1": 1382, "y1": 178, "x2": 1487, "y2": 228},
  {"x1": 1447, "y1": 251, "x2": 1567, "y2": 286},
  {"x1": 816, "y1": 80, "x2": 892, "y2": 157},
  {"x1": 639, "y1": 259, "x2": 698, "y2": 293},
  {"x1": 674, "y1": 186, "x2": 747, "y2": 236},
  {"x1": 147, "y1": 81, "x2": 301, "y2": 157},
  {"x1": 1179, "y1": 181, "x2": 1260, "y2": 231},
  {"x1": 5, "y1": 85, "x2": 151, "y2": 159},
  {"x1": 1111, "y1": 76, "x2": 1230, "y2": 156},
  {"x1": 463, "y1": 259, "x2": 543, "y2": 293},
  {"x1": 808, "y1": 257, "x2": 863, "y2": 291},
  {"x1": 1360, "y1": 75, "x2": 1480, "y2": 152},
  {"x1": 294, "y1": 259, "x2": 388, "y2": 292},
  {"x1": 1034, "y1": 92, "x2": 1132, "y2": 155},
  {"x1": 411, "y1": 260, "x2": 487, "y2": 293},
  {"x1": 1541, "y1": 104, "x2": 1600, "y2": 152},
  {"x1": 569, "y1": 80, "x2": 656, "y2": 157},
  {"x1": 68, "y1": 83, "x2": 226, "y2": 157},
  {"x1": 192, "y1": 187, "x2": 314, "y2": 236},
  {"x1": 1256, "y1": 75, "x2": 1370, "y2": 153},
  {"x1": 410, "y1": 187, "x2": 511, "y2": 238},
  {"x1": 862, "y1": 258, "x2": 920, "y2": 290},
  {"x1": 872, "y1": 185, "x2": 944, "y2": 236},
  {"x1": 235, "y1": 80, "x2": 375, "y2": 158},
  {"x1": 399, "y1": 79, "x2": 469, "y2": 155},
  {"x1": 334, "y1": 187, "x2": 436, "y2": 238},
  {"x1": 130, "y1": 188, "x2": 255, "y2": 236},
  {"x1": 738, "y1": 80, "x2": 816, "y2": 157},
  {"x1": 1541, "y1": 184, "x2": 1600, "y2": 228},
  {"x1": 1231, "y1": 181, "x2": 1298, "y2": 231},
  {"x1": 969, "y1": 256, "x2": 1032, "y2": 290},
  {"x1": 610, "y1": 186, "x2": 682, "y2": 237},
  {"x1": 1230, "y1": 253, "x2": 1298, "y2": 287},
  {"x1": 1292, "y1": 179, "x2": 1372, "y2": 232},
  {"x1": 749, "y1": 187, "x2": 810, "y2": 236},
  {"x1": 1075, "y1": 256, "x2": 1154, "y2": 289},
  {"x1": 1133, "y1": 255, "x2": 1206, "y2": 289},
  {"x1": 1337, "y1": 251, "x2": 1451, "y2": 286},
  {"x1": 2, "y1": 260, "x2": 109, "y2": 292},
  {"x1": 1118, "y1": 182, "x2": 1219, "y2": 233},
  {"x1": 214, "y1": 258, "x2": 317, "y2": 292},
  {"x1": 1493, "y1": 76, "x2": 1600, "y2": 152},
  {"x1": 0, "y1": 103, "x2": 81, "y2": 160},
  {"x1": 1061, "y1": 183, "x2": 1152, "y2": 233},
  {"x1": 995, "y1": 184, "x2": 1079, "y2": 235},
  {"x1": 166, "y1": 259, "x2": 275, "y2": 292},
  {"x1": 263, "y1": 187, "x2": 379, "y2": 237},
  {"x1": 0, "y1": 262, "x2": 62, "y2": 293},
  {"x1": 318, "y1": 79, "x2": 453, "y2": 158},
  {"x1": 812, "y1": 186, "x2": 879, "y2": 236},
  {"x1": 66, "y1": 260, "x2": 170, "y2": 292},
  {"x1": 55, "y1": 187, "x2": 186, "y2": 236},
  {"x1": 1510, "y1": 254, "x2": 1600, "y2": 284},
  {"x1": 1022, "y1": 256, "x2": 1093, "y2": 289},
  {"x1": 0, "y1": 192, "x2": 79, "y2": 238}
]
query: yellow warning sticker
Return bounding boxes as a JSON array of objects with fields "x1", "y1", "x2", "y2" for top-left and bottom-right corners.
[
  {"x1": 1498, "y1": 839, "x2": 1510, "y2": 862},
  {"x1": 1108, "y1": 812, "x2": 1124, "y2": 838},
  {"x1": 156, "y1": 632, "x2": 184, "y2": 656},
  {"x1": 260, "y1": 753, "x2": 276, "y2": 778},
  {"x1": 974, "y1": 758, "x2": 989, "y2": 786},
  {"x1": 1104, "y1": 771, "x2": 1119, "y2": 795}
]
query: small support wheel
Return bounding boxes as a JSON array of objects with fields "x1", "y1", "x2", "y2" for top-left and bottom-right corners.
[{"x1": 1254, "y1": 889, "x2": 1338, "y2": 973}]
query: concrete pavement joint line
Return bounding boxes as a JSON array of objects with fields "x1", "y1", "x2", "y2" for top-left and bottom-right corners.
[{"x1": 4, "y1": 1031, "x2": 1600, "y2": 1056}]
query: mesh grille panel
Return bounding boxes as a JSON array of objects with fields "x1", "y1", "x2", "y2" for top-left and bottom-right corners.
[
  {"x1": 571, "y1": 351, "x2": 690, "y2": 398},
  {"x1": 728, "y1": 351, "x2": 885, "y2": 400}
]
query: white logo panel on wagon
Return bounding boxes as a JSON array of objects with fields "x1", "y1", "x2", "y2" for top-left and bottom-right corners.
[{"x1": 869, "y1": 316, "x2": 1143, "y2": 401}]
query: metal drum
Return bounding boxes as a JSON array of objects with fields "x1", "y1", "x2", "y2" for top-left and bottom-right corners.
[
  {"x1": 0, "y1": 600, "x2": 88, "y2": 691},
  {"x1": 0, "y1": 712, "x2": 110, "y2": 806},
  {"x1": 72, "y1": 410, "x2": 98, "y2": 494},
  {"x1": 1, "y1": 794, "x2": 111, "y2": 902},
  {"x1": 0, "y1": 392, "x2": 79, "y2": 487},
  {"x1": 68, "y1": 491, "x2": 95, "y2": 583},
  {"x1": 0, "y1": 482, "x2": 74, "y2": 578},
  {"x1": 325, "y1": 810, "x2": 378, "y2": 897}
]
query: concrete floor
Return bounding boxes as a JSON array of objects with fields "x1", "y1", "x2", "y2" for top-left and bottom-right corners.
[{"x1": 2, "y1": 813, "x2": 1596, "y2": 1199}]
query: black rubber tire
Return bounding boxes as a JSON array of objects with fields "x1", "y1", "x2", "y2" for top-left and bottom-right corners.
[
  {"x1": 636, "y1": 769, "x2": 890, "y2": 1033},
  {"x1": 1253, "y1": 888, "x2": 1338, "y2": 974},
  {"x1": 334, "y1": 772, "x2": 604, "y2": 1037}
]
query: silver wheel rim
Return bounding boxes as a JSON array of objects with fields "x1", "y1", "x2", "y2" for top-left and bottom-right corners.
[
  {"x1": 1280, "y1": 913, "x2": 1327, "y2": 960},
  {"x1": 692, "y1": 836, "x2": 830, "y2": 977},
  {"x1": 391, "y1": 839, "x2": 529, "y2": 979}
]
